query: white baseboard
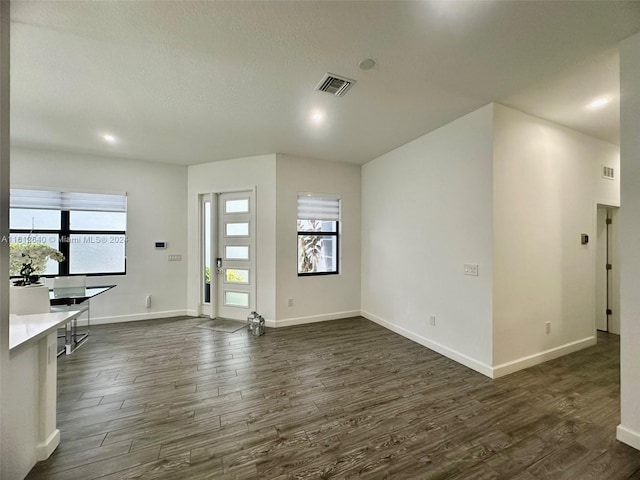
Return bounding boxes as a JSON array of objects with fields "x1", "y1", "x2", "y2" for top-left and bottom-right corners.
[
  {"x1": 617, "y1": 425, "x2": 640, "y2": 451},
  {"x1": 492, "y1": 336, "x2": 597, "y2": 378},
  {"x1": 36, "y1": 428, "x2": 60, "y2": 461},
  {"x1": 76, "y1": 310, "x2": 190, "y2": 326},
  {"x1": 271, "y1": 310, "x2": 361, "y2": 329},
  {"x1": 361, "y1": 310, "x2": 494, "y2": 378}
]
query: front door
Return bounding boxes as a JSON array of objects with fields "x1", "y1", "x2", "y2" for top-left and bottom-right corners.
[{"x1": 216, "y1": 190, "x2": 255, "y2": 320}]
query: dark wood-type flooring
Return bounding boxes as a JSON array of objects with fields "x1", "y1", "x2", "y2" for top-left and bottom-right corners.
[{"x1": 27, "y1": 316, "x2": 640, "y2": 479}]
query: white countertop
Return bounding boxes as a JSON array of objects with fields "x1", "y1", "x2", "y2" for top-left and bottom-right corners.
[{"x1": 10, "y1": 310, "x2": 84, "y2": 350}]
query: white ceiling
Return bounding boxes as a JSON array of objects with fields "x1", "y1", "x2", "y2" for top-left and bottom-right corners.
[
  {"x1": 10, "y1": 1, "x2": 640, "y2": 166},
  {"x1": 503, "y1": 49, "x2": 621, "y2": 145}
]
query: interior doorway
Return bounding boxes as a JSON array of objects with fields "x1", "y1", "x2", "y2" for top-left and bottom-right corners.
[
  {"x1": 200, "y1": 189, "x2": 256, "y2": 321},
  {"x1": 596, "y1": 205, "x2": 620, "y2": 334}
]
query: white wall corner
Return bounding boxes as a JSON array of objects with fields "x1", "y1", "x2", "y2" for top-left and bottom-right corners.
[
  {"x1": 617, "y1": 425, "x2": 640, "y2": 451},
  {"x1": 36, "y1": 429, "x2": 60, "y2": 461},
  {"x1": 360, "y1": 104, "x2": 494, "y2": 381},
  {"x1": 492, "y1": 336, "x2": 597, "y2": 378},
  {"x1": 361, "y1": 310, "x2": 494, "y2": 378},
  {"x1": 492, "y1": 104, "x2": 618, "y2": 369}
]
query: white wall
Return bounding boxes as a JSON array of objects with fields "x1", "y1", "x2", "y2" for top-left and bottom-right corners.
[
  {"x1": 492, "y1": 105, "x2": 620, "y2": 375},
  {"x1": 361, "y1": 104, "x2": 495, "y2": 376},
  {"x1": 187, "y1": 154, "x2": 277, "y2": 321},
  {"x1": 10, "y1": 147, "x2": 189, "y2": 324},
  {"x1": 0, "y1": 3, "x2": 9, "y2": 476},
  {"x1": 1, "y1": 12, "x2": 47, "y2": 479},
  {"x1": 275, "y1": 154, "x2": 361, "y2": 325},
  {"x1": 618, "y1": 31, "x2": 640, "y2": 451}
]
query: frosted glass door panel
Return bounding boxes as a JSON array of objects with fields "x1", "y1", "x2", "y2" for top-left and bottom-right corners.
[
  {"x1": 225, "y1": 269, "x2": 249, "y2": 284},
  {"x1": 225, "y1": 222, "x2": 249, "y2": 237},
  {"x1": 224, "y1": 199, "x2": 249, "y2": 214},
  {"x1": 225, "y1": 246, "x2": 249, "y2": 260},
  {"x1": 224, "y1": 291, "x2": 249, "y2": 308}
]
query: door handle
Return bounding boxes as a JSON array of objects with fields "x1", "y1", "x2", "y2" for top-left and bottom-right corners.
[{"x1": 216, "y1": 258, "x2": 223, "y2": 274}]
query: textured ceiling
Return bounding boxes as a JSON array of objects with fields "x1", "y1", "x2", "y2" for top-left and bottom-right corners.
[{"x1": 10, "y1": 1, "x2": 640, "y2": 166}]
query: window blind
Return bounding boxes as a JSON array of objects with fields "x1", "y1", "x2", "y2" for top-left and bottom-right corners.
[
  {"x1": 297, "y1": 193, "x2": 340, "y2": 221},
  {"x1": 10, "y1": 189, "x2": 127, "y2": 212}
]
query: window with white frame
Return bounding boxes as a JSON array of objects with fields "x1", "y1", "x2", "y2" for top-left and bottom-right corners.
[
  {"x1": 9, "y1": 189, "x2": 127, "y2": 276},
  {"x1": 297, "y1": 193, "x2": 340, "y2": 276}
]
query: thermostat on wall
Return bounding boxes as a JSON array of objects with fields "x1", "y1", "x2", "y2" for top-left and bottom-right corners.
[{"x1": 155, "y1": 242, "x2": 167, "y2": 249}]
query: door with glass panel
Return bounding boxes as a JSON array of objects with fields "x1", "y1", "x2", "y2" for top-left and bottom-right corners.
[{"x1": 216, "y1": 191, "x2": 255, "y2": 320}]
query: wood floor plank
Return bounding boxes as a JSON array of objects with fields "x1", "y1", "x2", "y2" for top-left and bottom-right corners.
[
  {"x1": 28, "y1": 439, "x2": 133, "y2": 476},
  {"x1": 26, "y1": 316, "x2": 640, "y2": 479},
  {"x1": 28, "y1": 446, "x2": 161, "y2": 480}
]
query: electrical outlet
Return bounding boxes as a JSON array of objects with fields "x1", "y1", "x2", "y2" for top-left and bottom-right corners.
[
  {"x1": 464, "y1": 263, "x2": 479, "y2": 276},
  {"x1": 288, "y1": 298, "x2": 294, "y2": 307},
  {"x1": 546, "y1": 321, "x2": 551, "y2": 334},
  {"x1": 429, "y1": 314, "x2": 436, "y2": 326},
  {"x1": 168, "y1": 254, "x2": 182, "y2": 261},
  {"x1": 145, "y1": 294, "x2": 152, "y2": 308}
]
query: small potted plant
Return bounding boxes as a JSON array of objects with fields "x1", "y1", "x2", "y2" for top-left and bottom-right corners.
[{"x1": 10, "y1": 243, "x2": 65, "y2": 286}]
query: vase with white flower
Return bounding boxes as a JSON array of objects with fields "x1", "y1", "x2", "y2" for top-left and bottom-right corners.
[{"x1": 9, "y1": 243, "x2": 65, "y2": 286}]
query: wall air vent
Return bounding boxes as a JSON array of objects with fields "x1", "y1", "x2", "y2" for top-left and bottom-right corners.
[
  {"x1": 602, "y1": 165, "x2": 615, "y2": 180},
  {"x1": 315, "y1": 73, "x2": 356, "y2": 97}
]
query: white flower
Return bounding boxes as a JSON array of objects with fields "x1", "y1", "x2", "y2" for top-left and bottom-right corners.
[{"x1": 9, "y1": 243, "x2": 65, "y2": 275}]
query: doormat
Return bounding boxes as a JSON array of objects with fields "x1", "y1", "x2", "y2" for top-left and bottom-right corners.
[{"x1": 197, "y1": 318, "x2": 246, "y2": 333}]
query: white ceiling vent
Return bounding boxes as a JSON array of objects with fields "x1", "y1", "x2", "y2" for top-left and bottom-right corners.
[
  {"x1": 602, "y1": 165, "x2": 615, "y2": 180},
  {"x1": 315, "y1": 73, "x2": 356, "y2": 97}
]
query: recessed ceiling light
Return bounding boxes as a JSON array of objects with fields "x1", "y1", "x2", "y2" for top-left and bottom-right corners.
[
  {"x1": 310, "y1": 110, "x2": 326, "y2": 125},
  {"x1": 359, "y1": 59, "x2": 376, "y2": 71},
  {"x1": 586, "y1": 97, "x2": 610, "y2": 110},
  {"x1": 102, "y1": 133, "x2": 117, "y2": 144}
]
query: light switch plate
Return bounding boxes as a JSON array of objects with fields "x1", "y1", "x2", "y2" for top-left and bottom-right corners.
[
  {"x1": 168, "y1": 254, "x2": 182, "y2": 261},
  {"x1": 464, "y1": 263, "x2": 479, "y2": 276}
]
